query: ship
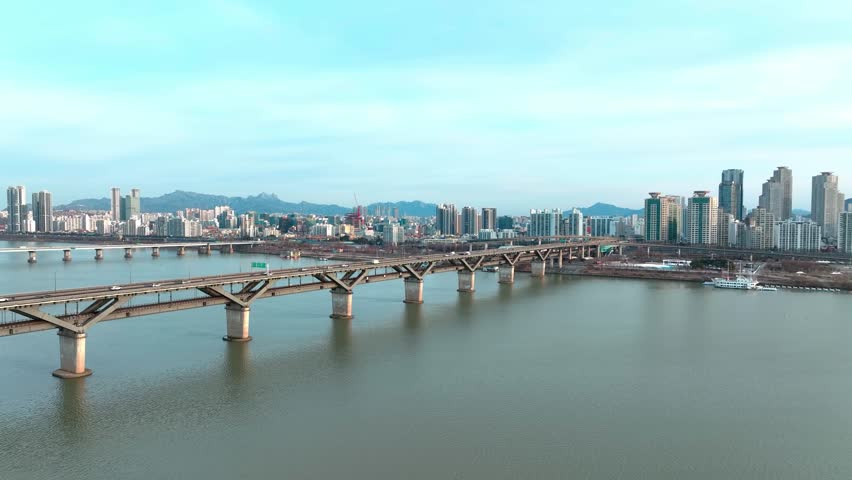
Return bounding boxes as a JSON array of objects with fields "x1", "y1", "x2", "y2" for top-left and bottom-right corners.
[{"x1": 711, "y1": 276, "x2": 758, "y2": 290}]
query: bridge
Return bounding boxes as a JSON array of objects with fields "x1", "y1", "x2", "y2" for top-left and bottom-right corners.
[
  {"x1": 0, "y1": 241, "x2": 264, "y2": 263},
  {"x1": 0, "y1": 240, "x2": 612, "y2": 379}
]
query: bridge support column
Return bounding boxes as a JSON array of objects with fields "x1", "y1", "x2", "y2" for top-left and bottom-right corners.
[
  {"x1": 177, "y1": 246, "x2": 185, "y2": 256},
  {"x1": 151, "y1": 247, "x2": 160, "y2": 257},
  {"x1": 223, "y1": 304, "x2": 252, "y2": 342},
  {"x1": 457, "y1": 270, "x2": 475, "y2": 293},
  {"x1": 223, "y1": 244, "x2": 234, "y2": 254},
  {"x1": 63, "y1": 249, "x2": 72, "y2": 262},
  {"x1": 124, "y1": 248, "x2": 133, "y2": 259},
  {"x1": 52, "y1": 330, "x2": 92, "y2": 379},
  {"x1": 94, "y1": 248, "x2": 104, "y2": 261},
  {"x1": 403, "y1": 278, "x2": 423, "y2": 304},
  {"x1": 200, "y1": 244, "x2": 211, "y2": 255},
  {"x1": 531, "y1": 260, "x2": 546, "y2": 277},
  {"x1": 499, "y1": 265, "x2": 515, "y2": 284},
  {"x1": 558, "y1": 250, "x2": 563, "y2": 268},
  {"x1": 27, "y1": 251, "x2": 37, "y2": 264},
  {"x1": 330, "y1": 288, "x2": 353, "y2": 320}
]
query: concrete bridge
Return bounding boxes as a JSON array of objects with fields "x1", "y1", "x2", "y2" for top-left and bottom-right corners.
[
  {"x1": 0, "y1": 241, "x2": 264, "y2": 263},
  {"x1": 0, "y1": 240, "x2": 614, "y2": 379}
]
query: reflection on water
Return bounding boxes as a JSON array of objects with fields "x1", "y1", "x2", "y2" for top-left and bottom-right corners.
[
  {"x1": 329, "y1": 318, "x2": 352, "y2": 366},
  {"x1": 56, "y1": 376, "x2": 89, "y2": 441}
]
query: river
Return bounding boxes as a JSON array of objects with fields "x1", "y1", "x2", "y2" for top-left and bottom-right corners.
[{"x1": 1, "y1": 240, "x2": 851, "y2": 479}]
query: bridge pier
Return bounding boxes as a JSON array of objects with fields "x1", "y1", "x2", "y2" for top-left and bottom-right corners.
[
  {"x1": 531, "y1": 260, "x2": 546, "y2": 277},
  {"x1": 223, "y1": 304, "x2": 252, "y2": 342},
  {"x1": 403, "y1": 278, "x2": 424, "y2": 304},
  {"x1": 94, "y1": 248, "x2": 104, "y2": 261},
  {"x1": 222, "y1": 244, "x2": 234, "y2": 254},
  {"x1": 558, "y1": 250, "x2": 563, "y2": 268},
  {"x1": 498, "y1": 265, "x2": 515, "y2": 284},
  {"x1": 27, "y1": 251, "x2": 37, "y2": 264},
  {"x1": 177, "y1": 246, "x2": 185, "y2": 256},
  {"x1": 124, "y1": 248, "x2": 133, "y2": 259},
  {"x1": 63, "y1": 249, "x2": 72, "y2": 262},
  {"x1": 200, "y1": 244, "x2": 212, "y2": 255},
  {"x1": 330, "y1": 288, "x2": 353, "y2": 320},
  {"x1": 457, "y1": 270, "x2": 475, "y2": 293},
  {"x1": 151, "y1": 247, "x2": 160, "y2": 257},
  {"x1": 52, "y1": 330, "x2": 92, "y2": 379}
]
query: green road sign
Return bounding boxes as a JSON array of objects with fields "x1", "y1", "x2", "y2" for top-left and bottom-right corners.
[{"x1": 251, "y1": 262, "x2": 267, "y2": 268}]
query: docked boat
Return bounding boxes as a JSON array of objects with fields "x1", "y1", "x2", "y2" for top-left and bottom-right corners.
[
  {"x1": 711, "y1": 276, "x2": 759, "y2": 290},
  {"x1": 482, "y1": 266, "x2": 499, "y2": 272}
]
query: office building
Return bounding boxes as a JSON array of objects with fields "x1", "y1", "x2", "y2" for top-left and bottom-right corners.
[
  {"x1": 30, "y1": 190, "x2": 52, "y2": 232},
  {"x1": 435, "y1": 204, "x2": 458, "y2": 236},
  {"x1": 6, "y1": 185, "x2": 25, "y2": 233},
  {"x1": 644, "y1": 193, "x2": 681, "y2": 243},
  {"x1": 110, "y1": 187, "x2": 121, "y2": 221},
  {"x1": 460, "y1": 206, "x2": 480, "y2": 235},
  {"x1": 687, "y1": 191, "x2": 718, "y2": 245},
  {"x1": 718, "y1": 169, "x2": 744, "y2": 220},
  {"x1": 759, "y1": 167, "x2": 793, "y2": 221},
  {"x1": 497, "y1": 215, "x2": 514, "y2": 230},
  {"x1": 839, "y1": 212, "x2": 852, "y2": 253},
  {"x1": 774, "y1": 220, "x2": 822, "y2": 251},
  {"x1": 481, "y1": 208, "x2": 497, "y2": 231},
  {"x1": 529, "y1": 209, "x2": 562, "y2": 237},
  {"x1": 811, "y1": 172, "x2": 844, "y2": 238},
  {"x1": 120, "y1": 188, "x2": 141, "y2": 221}
]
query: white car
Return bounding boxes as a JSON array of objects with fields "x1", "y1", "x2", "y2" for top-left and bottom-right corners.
[
  {"x1": 0, "y1": 298, "x2": 8, "y2": 302},
  {"x1": 151, "y1": 283, "x2": 162, "y2": 287},
  {"x1": 110, "y1": 286, "x2": 122, "y2": 291},
  {"x1": 371, "y1": 259, "x2": 380, "y2": 264}
]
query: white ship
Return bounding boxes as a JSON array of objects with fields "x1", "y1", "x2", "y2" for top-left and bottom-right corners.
[{"x1": 711, "y1": 276, "x2": 758, "y2": 290}]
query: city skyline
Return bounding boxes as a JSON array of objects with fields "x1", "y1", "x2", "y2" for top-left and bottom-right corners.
[{"x1": 2, "y1": 2, "x2": 851, "y2": 209}]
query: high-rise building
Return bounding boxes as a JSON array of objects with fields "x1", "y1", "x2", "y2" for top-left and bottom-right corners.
[
  {"x1": 687, "y1": 191, "x2": 718, "y2": 245},
  {"x1": 744, "y1": 208, "x2": 775, "y2": 250},
  {"x1": 718, "y1": 169, "x2": 744, "y2": 220},
  {"x1": 529, "y1": 209, "x2": 562, "y2": 237},
  {"x1": 497, "y1": 215, "x2": 514, "y2": 230},
  {"x1": 460, "y1": 206, "x2": 479, "y2": 235},
  {"x1": 774, "y1": 220, "x2": 822, "y2": 251},
  {"x1": 383, "y1": 222, "x2": 405, "y2": 246},
  {"x1": 759, "y1": 167, "x2": 793, "y2": 221},
  {"x1": 481, "y1": 208, "x2": 497, "y2": 231},
  {"x1": 839, "y1": 212, "x2": 852, "y2": 253},
  {"x1": 846, "y1": 198, "x2": 852, "y2": 212},
  {"x1": 811, "y1": 172, "x2": 844, "y2": 238},
  {"x1": 120, "y1": 188, "x2": 141, "y2": 221},
  {"x1": 644, "y1": 193, "x2": 681, "y2": 243},
  {"x1": 717, "y1": 212, "x2": 735, "y2": 247},
  {"x1": 30, "y1": 191, "x2": 52, "y2": 232},
  {"x1": 110, "y1": 187, "x2": 121, "y2": 221},
  {"x1": 6, "y1": 185, "x2": 25, "y2": 233},
  {"x1": 563, "y1": 208, "x2": 584, "y2": 236},
  {"x1": 435, "y1": 204, "x2": 458, "y2": 236},
  {"x1": 588, "y1": 216, "x2": 617, "y2": 237}
]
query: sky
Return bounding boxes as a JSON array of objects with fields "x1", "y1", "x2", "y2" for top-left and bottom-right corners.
[{"x1": 1, "y1": 0, "x2": 851, "y2": 214}]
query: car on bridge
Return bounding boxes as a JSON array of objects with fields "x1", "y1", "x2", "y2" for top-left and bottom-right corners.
[{"x1": 110, "y1": 286, "x2": 122, "y2": 291}]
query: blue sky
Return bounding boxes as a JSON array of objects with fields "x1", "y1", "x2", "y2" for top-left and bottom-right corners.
[{"x1": 1, "y1": 0, "x2": 851, "y2": 213}]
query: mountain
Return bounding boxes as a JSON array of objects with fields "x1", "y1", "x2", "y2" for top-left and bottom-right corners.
[
  {"x1": 574, "y1": 203, "x2": 643, "y2": 217},
  {"x1": 792, "y1": 208, "x2": 811, "y2": 218},
  {"x1": 57, "y1": 191, "x2": 437, "y2": 217}
]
